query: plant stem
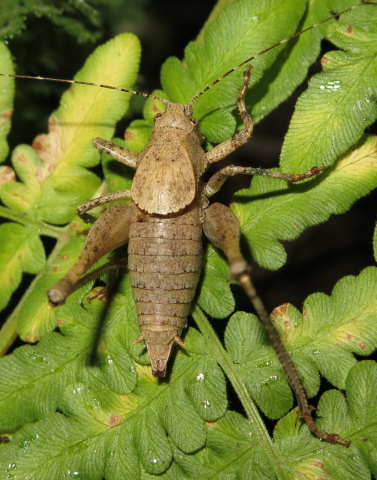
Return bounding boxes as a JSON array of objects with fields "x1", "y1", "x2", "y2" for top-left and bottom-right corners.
[
  {"x1": 0, "y1": 206, "x2": 63, "y2": 238},
  {"x1": 192, "y1": 305, "x2": 289, "y2": 480}
]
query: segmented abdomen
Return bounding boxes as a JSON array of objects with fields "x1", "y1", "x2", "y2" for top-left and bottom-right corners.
[{"x1": 128, "y1": 201, "x2": 203, "y2": 375}]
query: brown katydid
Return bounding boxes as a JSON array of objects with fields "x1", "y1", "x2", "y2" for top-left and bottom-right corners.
[{"x1": 1, "y1": 0, "x2": 371, "y2": 448}]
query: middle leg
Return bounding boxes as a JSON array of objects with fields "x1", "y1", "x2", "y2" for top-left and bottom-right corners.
[{"x1": 203, "y1": 165, "x2": 325, "y2": 199}]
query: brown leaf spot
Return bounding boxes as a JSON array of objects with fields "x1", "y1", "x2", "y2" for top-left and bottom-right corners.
[
  {"x1": 271, "y1": 303, "x2": 289, "y2": 317},
  {"x1": 70, "y1": 222, "x2": 79, "y2": 231},
  {"x1": 60, "y1": 255, "x2": 69, "y2": 260},
  {"x1": 303, "y1": 310, "x2": 308, "y2": 317},
  {"x1": 313, "y1": 461, "x2": 324, "y2": 469},
  {"x1": 362, "y1": 437, "x2": 369, "y2": 442},
  {"x1": 35, "y1": 167, "x2": 44, "y2": 182},
  {"x1": 358, "y1": 341, "x2": 367, "y2": 350},
  {"x1": 205, "y1": 421, "x2": 217, "y2": 429},
  {"x1": 108, "y1": 415, "x2": 121, "y2": 427},
  {"x1": 346, "y1": 25, "x2": 354, "y2": 35},
  {"x1": 2, "y1": 110, "x2": 13, "y2": 118},
  {"x1": 347, "y1": 334, "x2": 354, "y2": 340},
  {"x1": 24, "y1": 337, "x2": 31, "y2": 343},
  {"x1": 76, "y1": 228, "x2": 90, "y2": 236},
  {"x1": 125, "y1": 130, "x2": 133, "y2": 140},
  {"x1": 335, "y1": 342, "x2": 341, "y2": 347},
  {"x1": 284, "y1": 319, "x2": 291, "y2": 329},
  {"x1": 15, "y1": 153, "x2": 28, "y2": 164},
  {"x1": 0, "y1": 166, "x2": 16, "y2": 185},
  {"x1": 33, "y1": 115, "x2": 61, "y2": 171},
  {"x1": 152, "y1": 105, "x2": 159, "y2": 112},
  {"x1": 297, "y1": 473, "x2": 304, "y2": 478},
  {"x1": 53, "y1": 267, "x2": 59, "y2": 271},
  {"x1": 48, "y1": 115, "x2": 59, "y2": 131},
  {"x1": 88, "y1": 288, "x2": 108, "y2": 302},
  {"x1": 32, "y1": 138, "x2": 43, "y2": 150},
  {"x1": 321, "y1": 56, "x2": 330, "y2": 64},
  {"x1": 57, "y1": 319, "x2": 64, "y2": 325}
]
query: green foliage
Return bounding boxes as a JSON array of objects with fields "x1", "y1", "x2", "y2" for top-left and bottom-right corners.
[
  {"x1": 0, "y1": 0, "x2": 377, "y2": 478},
  {"x1": 0, "y1": 0, "x2": 144, "y2": 43},
  {"x1": 281, "y1": 4, "x2": 377, "y2": 171},
  {"x1": 0, "y1": 0, "x2": 100, "y2": 43},
  {"x1": 234, "y1": 135, "x2": 377, "y2": 269},
  {"x1": 0, "y1": 32, "x2": 141, "y2": 314},
  {"x1": 0, "y1": 43, "x2": 14, "y2": 162}
]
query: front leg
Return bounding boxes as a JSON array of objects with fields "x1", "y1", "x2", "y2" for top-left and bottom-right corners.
[
  {"x1": 76, "y1": 137, "x2": 137, "y2": 223},
  {"x1": 206, "y1": 66, "x2": 254, "y2": 164},
  {"x1": 203, "y1": 202, "x2": 350, "y2": 447},
  {"x1": 93, "y1": 138, "x2": 139, "y2": 168}
]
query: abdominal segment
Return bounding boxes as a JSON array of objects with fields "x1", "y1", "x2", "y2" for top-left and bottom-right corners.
[{"x1": 128, "y1": 202, "x2": 203, "y2": 376}]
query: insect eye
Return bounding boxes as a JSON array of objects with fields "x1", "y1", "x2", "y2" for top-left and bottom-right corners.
[
  {"x1": 191, "y1": 118, "x2": 198, "y2": 126},
  {"x1": 154, "y1": 113, "x2": 162, "y2": 121}
]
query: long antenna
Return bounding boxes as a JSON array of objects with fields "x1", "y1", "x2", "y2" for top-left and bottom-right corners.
[
  {"x1": 0, "y1": 1, "x2": 372, "y2": 108},
  {"x1": 0, "y1": 74, "x2": 171, "y2": 105},
  {"x1": 186, "y1": 0, "x2": 372, "y2": 107}
]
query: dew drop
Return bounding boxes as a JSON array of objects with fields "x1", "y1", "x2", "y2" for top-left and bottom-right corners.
[
  {"x1": 319, "y1": 80, "x2": 341, "y2": 91},
  {"x1": 196, "y1": 373, "x2": 205, "y2": 381},
  {"x1": 263, "y1": 375, "x2": 278, "y2": 385},
  {"x1": 67, "y1": 470, "x2": 80, "y2": 478}
]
